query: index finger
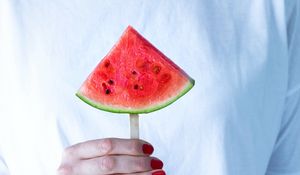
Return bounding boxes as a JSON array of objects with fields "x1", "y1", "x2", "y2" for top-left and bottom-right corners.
[{"x1": 63, "y1": 138, "x2": 154, "y2": 159}]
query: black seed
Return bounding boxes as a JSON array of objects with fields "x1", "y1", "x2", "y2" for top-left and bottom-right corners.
[
  {"x1": 104, "y1": 60, "x2": 110, "y2": 68},
  {"x1": 105, "y1": 89, "x2": 111, "y2": 94},
  {"x1": 134, "y1": 84, "x2": 139, "y2": 90},
  {"x1": 108, "y1": 79, "x2": 114, "y2": 85},
  {"x1": 132, "y1": 70, "x2": 137, "y2": 75},
  {"x1": 102, "y1": 83, "x2": 107, "y2": 88}
]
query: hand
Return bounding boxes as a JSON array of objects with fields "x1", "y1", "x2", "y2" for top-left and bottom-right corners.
[{"x1": 57, "y1": 138, "x2": 166, "y2": 175}]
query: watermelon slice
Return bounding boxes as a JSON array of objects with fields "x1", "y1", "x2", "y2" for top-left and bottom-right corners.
[{"x1": 76, "y1": 26, "x2": 194, "y2": 114}]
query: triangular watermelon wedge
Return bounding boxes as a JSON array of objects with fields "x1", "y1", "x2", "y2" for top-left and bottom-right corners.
[{"x1": 76, "y1": 26, "x2": 195, "y2": 114}]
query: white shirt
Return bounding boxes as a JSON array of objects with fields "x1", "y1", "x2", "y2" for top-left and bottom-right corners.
[{"x1": 0, "y1": 0, "x2": 299, "y2": 174}]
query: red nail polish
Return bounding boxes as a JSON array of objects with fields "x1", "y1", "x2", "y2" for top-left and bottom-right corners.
[
  {"x1": 152, "y1": 171, "x2": 166, "y2": 175},
  {"x1": 151, "y1": 159, "x2": 163, "y2": 169},
  {"x1": 142, "y1": 144, "x2": 154, "y2": 155}
]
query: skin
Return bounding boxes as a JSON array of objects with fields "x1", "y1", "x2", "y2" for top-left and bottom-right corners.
[{"x1": 57, "y1": 138, "x2": 165, "y2": 175}]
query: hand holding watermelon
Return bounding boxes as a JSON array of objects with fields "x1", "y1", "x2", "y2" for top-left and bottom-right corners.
[
  {"x1": 62, "y1": 26, "x2": 194, "y2": 175},
  {"x1": 57, "y1": 138, "x2": 165, "y2": 175}
]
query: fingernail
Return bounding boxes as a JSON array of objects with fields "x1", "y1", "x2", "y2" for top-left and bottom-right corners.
[
  {"x1": 142, "y1": 144, "x2": 154, "y2": 155},
  {"x1": 151, "y1": 159, "x2": 163, "y2": 169},
  {"x1": 152, "y1": 171, "x2": 166, "y2": 175}
]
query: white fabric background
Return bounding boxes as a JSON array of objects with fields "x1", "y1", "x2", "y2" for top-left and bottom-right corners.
[{"x1": 0, "y1": 0, "x2": 300, "y2": 175}]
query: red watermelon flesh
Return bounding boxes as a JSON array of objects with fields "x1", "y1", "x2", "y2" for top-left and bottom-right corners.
[{"x1": 76, "y1": 26, "x2": 194, "y2": 114}]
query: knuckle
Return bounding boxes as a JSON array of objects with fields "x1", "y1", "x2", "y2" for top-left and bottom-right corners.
[
  {"x1": 129, "y1": 140, "x2": 140, "y2": 153},
  {"x1": 62, "y1": 146, "x2": 75, "y2": 158},
  {"x1": 134, "y1": 158, "x2": 147, "y2": 170},
  {"x1": 57, "y1": 165, "x2": 73, "y2": 175},
  {"x1": 99, "y1": 138, "x2": 113, "y2": 154},
  {"x1": 99, "y1": 156, "x2": 115, "y2": 172}
]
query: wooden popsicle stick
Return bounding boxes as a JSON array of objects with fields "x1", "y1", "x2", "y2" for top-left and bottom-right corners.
[{"x1": 129, "y1": 114, "x2": 139, "y2": 139}]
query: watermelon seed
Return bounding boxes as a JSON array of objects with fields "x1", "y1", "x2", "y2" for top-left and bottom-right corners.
[
  {"x1": 139, "y1": 85, "x2": 144, "y2": 90},
  {"x1": 136, "y1": 59, "x2": 149, "y2": 69},
  {"x1": 102, "y1": 83, "x2": 107, "y2": 88},
  {"x1": 105, "y1": 89, "x2": 111, "y2": 94},
  {"x1": 134, "y1": 84, "x2": 139, "y2": 90},
  {"x1": 153, "y1": 66, "x2": 161, "y2": 74},
  {"x1": 108, "y1": 79, "x2": 114, "y2": 85},
  {"x1": 160, "y1": 73, "x2": 171, "y2": 83},
  {"x1": 104, "y1": 60, "x2": 110, "y2": 68},
  {"x1": 132, "y1": 70, "x2": 137, "y2": 75}
]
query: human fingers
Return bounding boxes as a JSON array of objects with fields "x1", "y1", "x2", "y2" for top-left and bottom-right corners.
[
  {"x1": 63, "y1": 138, "x2": 154, "y2": 160},
  {"x1": 74, "y1": 156, "x2": 163, "y2": 174}
]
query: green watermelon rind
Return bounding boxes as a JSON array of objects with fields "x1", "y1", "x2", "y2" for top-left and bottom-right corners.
[{"x1": 76, "y1": 79, "x2": 195, "y2": 114}]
